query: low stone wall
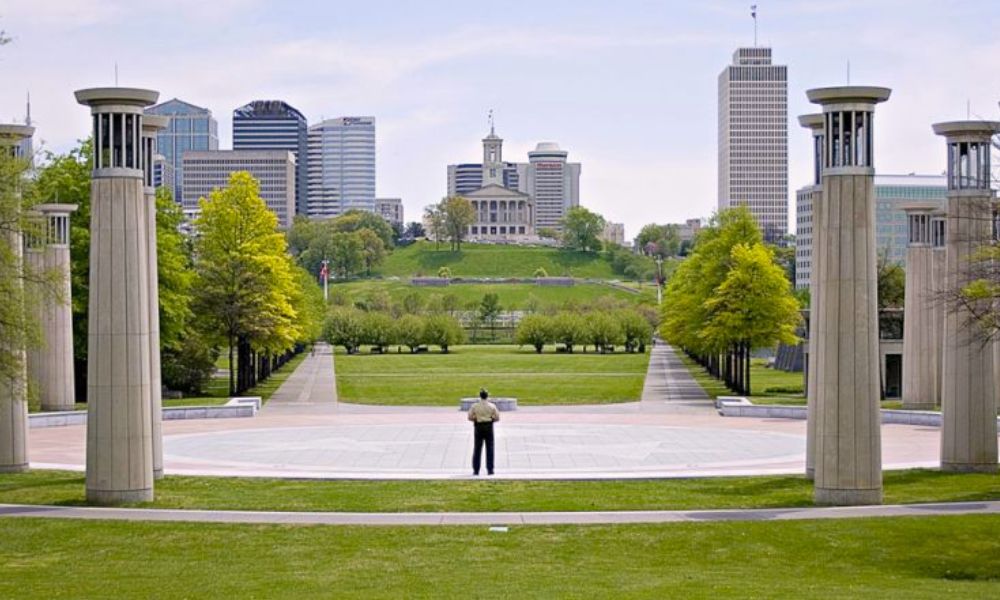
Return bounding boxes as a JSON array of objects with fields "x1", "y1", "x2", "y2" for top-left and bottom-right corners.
[
  {"x1": 459, "y1": 397, "x2": 518, "y2": 411},
  {"x1": 717, "y1": 400, "x2": 1000, "y2": 428},
  {"x1": 29, "y1": 402, "x2": 258, "y2": 429}
]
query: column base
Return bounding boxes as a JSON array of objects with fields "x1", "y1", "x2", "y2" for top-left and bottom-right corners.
[
  {"x1": 941, "y1": 462, "x2": 998, "y2": 474},
  {"x1": 805, "y1": 467, "x2": 814, "y2": 481},
  {"x1": 0, "y1": 463, "x2": 29, "y2": 474},
  {"x1": 86, "y1": 487, "x2": 153, "y2": 505},
  {"x1": 814, "y1": 486, "x2": 882, "y2": 506}
]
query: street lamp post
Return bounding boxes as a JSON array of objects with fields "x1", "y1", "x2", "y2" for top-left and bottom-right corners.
[
  {"x1": 320, "y1": 259, "x2": 330, "y2": 302},
  {"x1": 656, "y1": 256, "x2": 663, "y2": 306}
]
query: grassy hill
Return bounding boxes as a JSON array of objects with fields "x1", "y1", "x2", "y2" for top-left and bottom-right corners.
[
  {"x1": 330, "y1": 280, "x2": 656, "y2": 309},
  {"x1": 375, "y1": 241, "x2": 621, "y2": 279}
]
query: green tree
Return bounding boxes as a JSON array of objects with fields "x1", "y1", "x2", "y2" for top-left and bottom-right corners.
[
  {"x1": 440, "y1": 196, "x2": 475, "y2": 251},
  {"x1": 402, "y1": 292, "x2": 424, "y2": 315},
  {"x1": 358, "y1": 228, "x2": 386, "y2": 276},
  {"x1": 423, "y1": 314, "x2": 465, "y2": 353},
  {"x1": 437, "y1": 266, "x2": 452, "y2": 279},
  {"x1": 154, "y1": 187, "x2": 194, "y2": 353},
  {"x1": 324, "y1": 307, "x2": 364, "y2": 354},
  {"x1": 877, "y1": 249, "x2": 905, "y2": 309},
  {"x1": 533, "y1": 267, "x2": 548, "y2": 278},
  {"x1": 561, "y1": 206, "x2": 606, "y2": 252},
  {"x1": 478, "y1": 292, "x2": 501, "y2": 341},
  {"x1": 537, "y1": 227, "x2": 559, "y2": 240},
  {"x1": 395, "y1": 315, "x2": 425, "y2": 352},
  {"x1": 329, "y1": 232, "x2": 364, "y2": 279},
  {"x1": 552, "y1": 313, "x2": 586, "y2": 353},
  {"x1": 701, "y1": 243, "x2": 801, "y2": 394},
  {"x1": 515, "y1": 314, "x2": 553, "y2": 353},
  {"x1": 404, "y1": 221, "x2": 425, "y2": 239},
  {"x1": 360, "y1": 311, "x2": 395, "y2": 353},
  {"x1": 424, "y1": 205, "x2": 445, "y2": 250},
  {"x1": 330, "y1": 209, "x2": 394, "y2": 249},
  {"x1": 617, "y1": 310, "x2": 653, "y2": 353},
  {"x1": 586, "y1": 313, "x2": 623, "y2": 354},
  {"x1": 636, "y1": 223, "x2": 681, "y2": 258},
  {"x1": 191, "y1": 171, "x2": 302, "y2": 395}
]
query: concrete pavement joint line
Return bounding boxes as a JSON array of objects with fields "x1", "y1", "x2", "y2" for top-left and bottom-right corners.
[{"x1": 1, "y1": 501, "x2": 998, "y2": 526}]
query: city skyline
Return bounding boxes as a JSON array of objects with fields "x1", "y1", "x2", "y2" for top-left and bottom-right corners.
[{"x1": 1, "y1": 1, "x2": 998, "y2": 239}]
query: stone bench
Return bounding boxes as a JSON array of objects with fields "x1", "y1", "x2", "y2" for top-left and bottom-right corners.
[{"x1": 460, "y1": 397, "x2": 518, "y2": 411}]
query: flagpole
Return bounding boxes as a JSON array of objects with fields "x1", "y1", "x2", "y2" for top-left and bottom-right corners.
[{"x1": 751, "y1": 5, "x2": 758, "y2": 47}]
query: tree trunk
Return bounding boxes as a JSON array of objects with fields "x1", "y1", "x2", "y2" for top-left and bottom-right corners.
[
  {"x1": 744, "y1": 342, "x2": 752, "y2": 397},
  {"x1": 228, "y1": 334, "x2": 235, "y2": 396}
]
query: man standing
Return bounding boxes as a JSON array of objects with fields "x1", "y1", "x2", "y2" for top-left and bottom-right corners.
[{"x1": 468, "y1": 388, "x2": 500, "y2": 476}]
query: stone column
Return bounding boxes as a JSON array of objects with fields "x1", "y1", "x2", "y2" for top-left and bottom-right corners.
[
  {"x1": 0, "y1": 124, "x2": 35, "y2": 474},
  {"x1": 901, "y1": 206, "x2": 939, "y2": 410},
  {"x1": 807, "y1": 86, "x2": 891, "y2": 505},
  {"x1": 76, "y1": 87, "x2": 160, "y2": 504},
  {"x1": 142, "y1": 115, "x2": 169, "y2": 480},
  {"x1": 931, "y1": 214, "x2": 946, "y2": 407},
  {"x1": 933, "y1": 120, "x2": 999, "y2": 473},
  {"x1": 25, "y1": 204, "x2": 77, "y2": 412},
  {"x1": 799, "y1": 113, "x2": 824, "y2": 480}
]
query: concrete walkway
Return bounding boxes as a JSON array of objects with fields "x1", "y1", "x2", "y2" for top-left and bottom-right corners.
[
  {"x1": 2, "y1": 500, "x2": 997, "y2": 526},
  {"x1": 641, "y1": 342, "x2": 714, "y2": 413},
  {"x1": 261, "y1": 343, "x2": 337, "y2": 415}
]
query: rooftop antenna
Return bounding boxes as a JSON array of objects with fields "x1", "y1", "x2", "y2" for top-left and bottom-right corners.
[
  {"x1": 488, "y1": 108, "x2": 495, "y2": 135},
  {"x1": 966, "y1": 99, "x2": 971, "y2": 120},
  {"x1": 114, "y1": 62, "x2": 119, "y2": 86},
  {"x1": 846, "y1": 60, "x2": 851, "y2": 85},
  {"x1": 24, "y1": 91, "x2": 31, "y2": 126},
  {"x1": 751, "y1": 5, "x2": 758, "y2": 47}
]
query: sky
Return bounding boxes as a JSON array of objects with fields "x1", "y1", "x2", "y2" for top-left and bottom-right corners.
[{"x1": 1, "y1": 0, "x2": 998, "y2": 239}]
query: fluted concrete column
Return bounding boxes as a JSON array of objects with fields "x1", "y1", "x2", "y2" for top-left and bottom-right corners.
[
  {"x1": 901, "y1": 205, "x2": 939, "y2": 410},
  {"x1": 0, "y1": 124, "x2": 35, "y2": 473},
  {"x1": 808, "y1": 86, "x2": 890, "y2": 506},
  {"x1": 142, "y1": 115, "x2": 168, "y2": 480},
  {"x1": 76, "y1": 87, "x2": 159, "y2": 504},
  {"x1": 25, "y1": 204, "x2": 77, "y2": 412},
  {"x1": 799, "y1": 113, "x2": 824, "y2": 481},
  {"x1": 933, "y1": 120, "x2": 999, "y2": 473},
  {"x1": 931, "y1": 214, "x2": 946, "y2": 407}
]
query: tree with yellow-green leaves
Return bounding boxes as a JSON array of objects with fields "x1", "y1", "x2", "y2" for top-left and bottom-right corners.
[
  {"x1": 661, "y1": 207, "x2": 800, "y2": 395},
  {"x1": 191, "y1": 171, "x2": 307, "y2": 395}
]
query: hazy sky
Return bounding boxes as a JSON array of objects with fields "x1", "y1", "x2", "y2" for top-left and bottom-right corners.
[{"x1": 1, "y1": 0, "x2": 998, "y2": 238}]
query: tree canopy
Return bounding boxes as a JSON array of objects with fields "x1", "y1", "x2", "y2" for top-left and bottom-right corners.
[{"x1": 561, "y1": 206, "x2": 606, "y2": 252}]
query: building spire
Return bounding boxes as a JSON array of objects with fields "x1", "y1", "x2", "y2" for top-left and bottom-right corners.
[{"x1": 25, "y1": 91, "x2": 31, "y2": 126}]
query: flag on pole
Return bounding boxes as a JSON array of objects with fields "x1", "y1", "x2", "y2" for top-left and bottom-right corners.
[
  {"x1": 320, "y1": 262, "x2": 329, "y2": 282},
  {"x1": 751, "y1": 4, "x2": 757, "y2": 19}
]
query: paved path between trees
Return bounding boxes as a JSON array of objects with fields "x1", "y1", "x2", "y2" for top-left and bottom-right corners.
[
  {"x1": 641, "y1": 342, "x2": 714, "y2": 413},
  {"x1": 2, "y1": 500, "x2": 997, "y2": 526},
  {"x1": 260, "y1": 343, "x2": 337, "y2": 415}
]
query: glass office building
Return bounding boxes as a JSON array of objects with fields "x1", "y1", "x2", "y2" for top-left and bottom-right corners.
[
  {"x1": 306, "y1": 117, "x2": 376, "y2": 219},
  {"x1": 147, "y1": 98, "x2": 219, "y2": 203},
  {"x1": 233, "y1": 100, "x2": 308, "y2": 216}
]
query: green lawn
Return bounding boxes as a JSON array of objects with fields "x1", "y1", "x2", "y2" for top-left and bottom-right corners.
[
  {"x1": 1, "y1": 469, "x2": 998, "y2": 512},
  {"x1": 375, "y1": 240, "x2": 635, "y2": 279},
  {"x1": 335, "y1": 344, "x2": 650, "y2": 405},
  {"x1": 2, "y1": 516, "x2": 999, "y2": 598},
  {"x1": 331, "y1": 279, "x2": 656, "y2": 310}
]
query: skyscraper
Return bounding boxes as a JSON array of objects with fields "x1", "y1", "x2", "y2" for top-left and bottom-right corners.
[
  {"x1": 718, "y1": 47, "x2": 788, "y2": 241},
  {"x1": 182, "y1": 150, "x2": 296, "y2": 228},
  {"x1": 307, "y1": 117, "x2": 376, "y2": 219},
  {"x1": 147, "y1": 98, "x2": 219, "y2": 203},
  {"x1": 233, "y1": 100, "x2": 308, "y2": 216},
  {"x1": 525, "y1": 142, "x2": 580, "y2": 231}
]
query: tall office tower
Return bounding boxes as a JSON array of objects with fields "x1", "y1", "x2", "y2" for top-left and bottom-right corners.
[
  {"x1": 718, "y1": 47, "x2": 788, "y2": 241},
  {"x1": 146, "y1": 98, "x2": 219, "y2": 203},
  {"x1": 233, "y1": 100, "x2": 308, "y2": 216},
  {"x1": 182, "y1": 151, "x2": 296, "y2": 227},
  {"x1": 306, "y1": 117, "x2": 376, "y2": 219},
  {"x1": 525, "y1": 142, "x2": 581, "y2": 231}
]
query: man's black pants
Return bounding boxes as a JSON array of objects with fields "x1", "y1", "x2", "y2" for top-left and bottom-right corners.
[{"x1": 472, "y1": 421, "x2": 495, "y2": 475}]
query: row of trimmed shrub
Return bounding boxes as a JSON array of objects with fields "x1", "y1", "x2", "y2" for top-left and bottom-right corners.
[
  {"x1": 324, "y1": 308, "x2": 466, "y2": 354},
  {"x1": 514, "y1": 310, "x2": 653, "y2": 354}
]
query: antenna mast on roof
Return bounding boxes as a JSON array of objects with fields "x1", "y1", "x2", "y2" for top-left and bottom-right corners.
[
  {"x1": 488, "y1": 109, "x2": 495, "y2": 135},
  {"x1": 751, "y1": 5, "x2": 758, "y2": 47}
]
